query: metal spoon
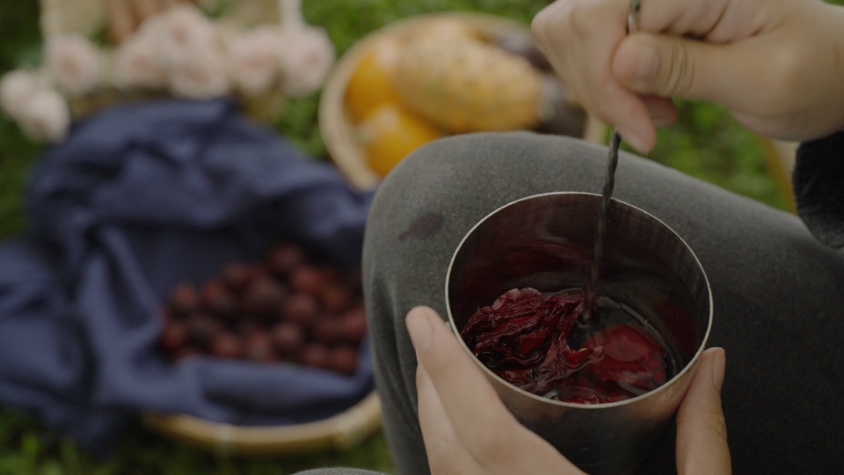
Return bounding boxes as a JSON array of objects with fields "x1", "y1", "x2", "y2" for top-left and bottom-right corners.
[{"x1": 582, "y1": 0, "x2": 642, "y2": 324}]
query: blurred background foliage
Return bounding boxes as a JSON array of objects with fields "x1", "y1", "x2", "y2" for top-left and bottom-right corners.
[{"x1": 0, "y1": 0, "x2": 828, "y2": 473}]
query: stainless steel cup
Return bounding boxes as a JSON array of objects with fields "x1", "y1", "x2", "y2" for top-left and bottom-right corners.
[{"x1": 445, "y1": 192, "x2": 712, "y2": 475}]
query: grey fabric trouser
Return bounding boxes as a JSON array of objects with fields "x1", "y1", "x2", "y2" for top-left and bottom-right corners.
[{"x1": 300, "y1": 132, "x2": 844, "y2": 474}]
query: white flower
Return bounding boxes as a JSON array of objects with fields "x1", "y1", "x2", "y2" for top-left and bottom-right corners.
[
  {"x1": 114, "y1": 32, "x2": 167, "y2": 89},
  {"x1": 113, "y1": 33, "x2": 167, "y2": 90},
  {"x1": 155, "y1": 4, "x2": 217, "y2": 68},
  {"x1": 168, "y1": 48, "x2": 230, "y2": 100},
  {"x1": 227, "y1": 27, "x2": 283, "y2": 96},
  {"x1": 134, "y1": 10, "x2": 165, "y2": 40},
  {"x1": 275, "y1": 26, "x2": 335, "y2": 98},
  {"x1": 45, "y1": 34, "x2": 102, "y2": 97},
  {"x1": 0, "y1": 70, "x2": 43, "y2": 118},
  {"x1": 213, "y1": 21, "x2": 239, "y2": 47},
  {"x1": 278, "y1": 0, "x2": 305, "y2": 29},
  {"x1": 18, "y1": 88, "x2": 70, "y2": 142}
]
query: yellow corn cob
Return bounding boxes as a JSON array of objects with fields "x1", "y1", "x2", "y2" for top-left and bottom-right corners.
[{"x1": 393, "y1": 36, "x2": 543, "y2": 133}]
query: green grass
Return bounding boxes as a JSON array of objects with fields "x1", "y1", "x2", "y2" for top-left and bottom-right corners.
[
  {"x1": 0, "y1": 0, "x2": 801, "y2": 473},
  {"x1": 649, "y1": 99, "x2": 791, "y2": 212},
  {"x1": 0, "y1": 409, "x2": 394, "y2": 475}
]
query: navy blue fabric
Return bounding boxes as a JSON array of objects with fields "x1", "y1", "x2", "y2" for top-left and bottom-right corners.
[{"x1": 0, "y1": 98, "x2": 376, "y2": 453}]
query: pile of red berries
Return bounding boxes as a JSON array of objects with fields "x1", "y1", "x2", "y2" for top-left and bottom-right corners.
[{"x1": 158, "y1": 242, "x2": 366, "y2": 376}]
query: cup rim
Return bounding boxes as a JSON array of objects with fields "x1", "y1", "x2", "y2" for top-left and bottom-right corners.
[{"x1": 444, "y1": 191, "x2": 714, "y2": 409}]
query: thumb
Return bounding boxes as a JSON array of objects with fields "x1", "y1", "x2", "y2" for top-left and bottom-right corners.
[
  {"x1": 612, "y1": 33, "x2": 728, "y2": 101},
  {"x1": 675, "y1": 347, "x2": 731, "y2": 474}
]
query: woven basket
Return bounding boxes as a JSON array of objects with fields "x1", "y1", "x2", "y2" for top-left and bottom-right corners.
[
  {"x1": 39, "y1": 0, "x2": 281, "y2": 39},
  {"x1": 319, "y1": 11, "x2": 606, "y2": 191},
  {"x1": 144, "y1": 392, "x2": 383, "y2": 455},
  {"x1": 37, "y1": 0, "x2": 289, "y2": 123},
  {"x1": 37, "y1": 0, "x2": 382, "y2": 454}
]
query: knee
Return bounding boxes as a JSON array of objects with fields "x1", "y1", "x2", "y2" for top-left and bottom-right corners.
[
  {"x1": 384, "y1": 132, "x2": 519, "y2": 189},
  {"x1": 391, "y1": 130, "x2": 558, "y2": 178},
  {"x1": 374, "y1": 131, "x2": 604, "y2": 209}
]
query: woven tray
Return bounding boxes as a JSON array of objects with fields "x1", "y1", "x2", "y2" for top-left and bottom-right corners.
[
  {"x1": 39, "y1": 0, "x2": 382, "y2": 454},
  {"x1": 38, "y1": 0, "x2": 281, "y2": 38},
  {"x1": 319, "y1": 11, "x2": 606, "y2": 191},
  {"x1": 144, "y1": 392, "x2": 382, "y2": 455},
  {"x1": 37, "y1": 0, "x2": 289, "y2": 123}
]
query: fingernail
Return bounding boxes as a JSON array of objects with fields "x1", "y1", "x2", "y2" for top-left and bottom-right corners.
[
  {"x1": 618, "y1": 126, "x2": 651, "y2": 154},
  {"x1": 647, "y1": 98, "x2": 678, "y2": 127},
  {"x1": 406, "y1": 306, "x2": 434, "y2": 351},
  {"x1": 614, "y1": 40, "x2": 659, "y2": 86},
  {"x1": 710, "y1": 348, "x2": 726, "y2": 391}
]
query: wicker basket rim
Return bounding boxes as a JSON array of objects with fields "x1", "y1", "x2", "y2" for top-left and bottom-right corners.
[
  {"x1": 319, "y1": 11, "x2": 607, "y2": 191},
  {"x1": 144, "y1": 392, "x2": 382, "y2": 454}
]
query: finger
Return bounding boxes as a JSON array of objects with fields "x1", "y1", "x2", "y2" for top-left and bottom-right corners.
[
  {"x1": 601, "y1": 68, "x2": 657, "y2": 154},
  {"x1": 612, "y1": 32, "x2": 765, "y2": 107},
  {"x1": 676, "y1": 347, "x2": 731, "y2": 475},
  {"x1": 104, "y1": 0, "x2": 137, "y2": 44},
  {"x1": 406, "y1": 306, "x2": 513, "y2": 440},
  {"x1": 642, "y1": 95, "x2": 677, "y2": 127},
  {"x1": 406, "y1": 306, "x2": 584, "y2": 473},
  {"x1": 532, "y1": 0, "x2": 657, "y2": 152},
  {"x1": 635, "y1": 0, "x2": 767, "y2": 43},
  {"x1": 416, "y1": 360, "x2": 475, "y2": 473}
]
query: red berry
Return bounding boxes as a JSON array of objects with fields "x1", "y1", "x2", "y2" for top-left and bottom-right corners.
[
  {"x1": 266, "y1": 243, "x2": 306, "y2": 278},
  {"x1": 327, "y1": 346, "x2": 359, "y2": 376},
  {"x1": 299, "y1": 344, "x2": 330, "y2": 369},
  {"x1": 272, "y1": 322, "x2": 306, "y2": 357},
  {"x1": 210, "y1": 331, "x2": 244, "y2": 359},
  {"x1": 341, "y1": 306, "x2": 368, "y2": 344},
  {"x1": 158, "y1": 246, "x2": 365, "y2": 366},
  {"x1": 160, "y1": 320, "x2": 189, "y2": 353},
  {"x1": 186, "y1": 312, "x2": 223, "y2": 349},
  {"x1": 289, "y1": 265, "x2": 328, "y2": 295},
  {"x1": 241, "y1": 277, "x2": 287, "y2": 319},
  {"x1": 312, "y1": 315, "x2": 345, "y2": 345},
  {"x1": 168, "y1": 283, "x2": 200, "y2": 316},
  {"x1": 320, "y1": 284, "x2": 352, "y2": 313},
  {"x1": 283, "y1": 292, "x2": 319, "y2": 326},
  {"x1": 206, "y1": 289, "x2": 238, "y2": 319},
  {"x1": 243, "y1": 331, "x2": 278, "y2": 362},
  {"x1": 200, "y1": 280, "x2": 229, "y2": 310},
  {"x1": 344, "y1": 269, "x2": 363, "y2": 294},
  {"x1": 235, "y1": 318, "x2": 262, "y2": 336},
  {"x1": 222, "y1": 263, "x2": 253, "y2": 293}
]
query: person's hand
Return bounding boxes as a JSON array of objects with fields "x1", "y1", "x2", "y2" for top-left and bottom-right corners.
[
  {"x1": 405, "y1": 305, "x2": 731, "y2": 474},
  {"x1": 676, "y1": 341, "x2": 731, "y2": 473},
  {"x1": 531, "y1": 0, "x2": 844, "y2": 153},
  {"x1": 104, "y1": 0, "x2": 198, "y2": 44}
]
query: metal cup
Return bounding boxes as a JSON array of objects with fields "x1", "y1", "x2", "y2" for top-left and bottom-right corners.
[{"x1": 445, "y1": 192, "x2": 712, "y2": 475}]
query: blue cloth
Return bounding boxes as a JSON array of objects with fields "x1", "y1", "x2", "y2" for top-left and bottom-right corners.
[{"x1": 0, "y1": 99, "x2": 376, "y2": 454}]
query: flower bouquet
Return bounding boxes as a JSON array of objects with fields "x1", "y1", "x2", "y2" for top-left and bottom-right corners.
[{"x1": 1, "y1": 0, "x2": 335, "y2": 142}]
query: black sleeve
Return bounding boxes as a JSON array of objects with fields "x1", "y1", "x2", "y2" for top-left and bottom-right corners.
[{"x1": 792, "y1": 131, "x2": 844, "y2": 250}]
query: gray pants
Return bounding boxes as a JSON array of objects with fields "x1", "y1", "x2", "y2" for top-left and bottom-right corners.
[{"x1": 301, "y1": 132, "x2": 844, "y2": 474}]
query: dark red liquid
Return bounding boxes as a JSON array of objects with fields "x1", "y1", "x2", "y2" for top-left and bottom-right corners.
[{"x1": 460, "y1": 287, "x2": 680, "y2": 404}]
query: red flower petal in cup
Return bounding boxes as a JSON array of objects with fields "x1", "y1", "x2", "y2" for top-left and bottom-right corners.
[
  {"x1": 583, "y1": 323, "x2": 668, "y2": 393},
  {"x1": 460, "y1": 287, "x2": 672, "y2": 404}
]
